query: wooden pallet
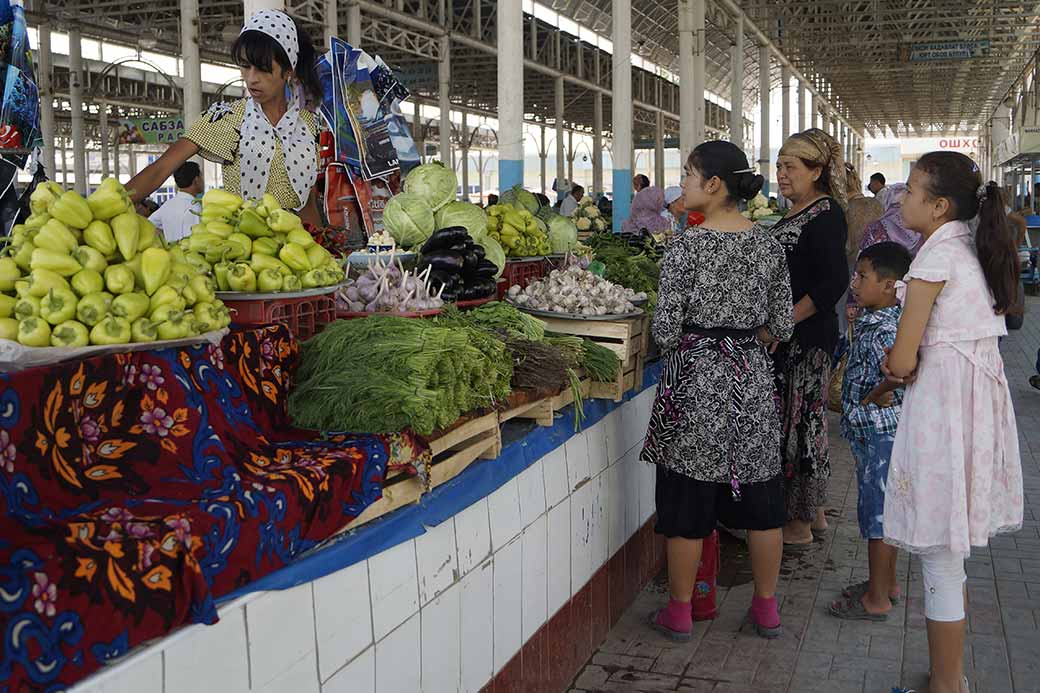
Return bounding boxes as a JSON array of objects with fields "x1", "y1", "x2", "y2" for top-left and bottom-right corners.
[
  {"x1": 541, "y1": 315, "x2": 648, "y2": 401},
  {"x1": 339, "y1": 470, "x2": 425, "y2": 533},
  {"x1": 589, "y1": 352, "x2": 644, "y2": 402},
  {"x1": 498, "y1": 378, "x2": 592, "y2": 427},
  {"x1": 427, "y1": 410, "x2": 501, "y2": 488},
  {"x1": 540, "y1": 314, "x2": 648, "y2": 362}
]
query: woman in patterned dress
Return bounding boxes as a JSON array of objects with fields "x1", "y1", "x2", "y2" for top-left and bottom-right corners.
[
  {"x1": 641, "y1": 141, "x2": 794, "y2": 641},
  {"x1": 126, "y1": 10, "x2": 323, "y2": 224},
  {"x1": 770, "y1": 128, "x2": 851, "y2": 545}
]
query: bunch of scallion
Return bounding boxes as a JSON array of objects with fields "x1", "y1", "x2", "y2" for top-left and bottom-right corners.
[{"x1": 288, "y1": 316, "x2": 512, "y2": 435}]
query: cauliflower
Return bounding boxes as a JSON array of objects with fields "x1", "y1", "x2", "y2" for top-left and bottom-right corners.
[
  {"x1": 587, "y1": 206, "x2": 600, "y2": 218},
  {"x1": 575, "y1": 216, "x2": 592, "y2": 231}
]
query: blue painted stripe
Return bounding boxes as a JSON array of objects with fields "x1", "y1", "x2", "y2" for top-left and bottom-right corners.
[
  {"x1": 499, "y1": 159, "x2": 523, "y2": 192},
  {"x1": 612, "y1": 168, "x2": 632, "y2": 233}
]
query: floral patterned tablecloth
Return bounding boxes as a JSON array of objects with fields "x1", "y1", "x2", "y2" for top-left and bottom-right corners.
[{"x1": 0, "y1": 325, "x2": 426, "y2": 690}]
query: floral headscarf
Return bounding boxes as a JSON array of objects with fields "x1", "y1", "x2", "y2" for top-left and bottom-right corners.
[
  {"x1": 778, "y1": 128, "x2": 848, "y2": 209},
  {"x1": 622, "y1": 186, "x2": 673, "y2": 234}
]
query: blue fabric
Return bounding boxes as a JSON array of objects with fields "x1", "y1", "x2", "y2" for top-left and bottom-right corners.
[
  {"x1": 840, "y1": 305, "x2": 903, "y2": 439},
  {"x1": 217, "y1": 360, "x2": 663, "y2": 601},
  {"x1": 612, "y1": 168, "x2": 632, "y2": 233},
  {"x1": 848, "y1": 431, "x2": 895, "y2": 540}
]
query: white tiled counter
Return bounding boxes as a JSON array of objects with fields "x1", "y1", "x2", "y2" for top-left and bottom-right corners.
[{"x1": 71, "y1": 386, "x2": 658, "y2": 693}]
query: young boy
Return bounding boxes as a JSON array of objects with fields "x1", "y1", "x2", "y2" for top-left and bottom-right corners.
[{"x1": 829, "y1": 241, "x2": 912, "y2": 621}]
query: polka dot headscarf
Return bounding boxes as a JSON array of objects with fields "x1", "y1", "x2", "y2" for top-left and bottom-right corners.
[
  {"x1": 237, "y1": 11, "x2": 316, "y2": 207},
  {"x1": 241, "y1": 9, "x2": 299, "y2": 68}
]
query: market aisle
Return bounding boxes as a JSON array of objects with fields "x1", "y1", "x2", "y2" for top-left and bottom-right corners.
[{"x1": 569, "y1": 298, "x2": 1040, "y2": 693}]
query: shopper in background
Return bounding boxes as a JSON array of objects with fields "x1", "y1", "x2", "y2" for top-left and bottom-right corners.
[
  {"x1": 663, "y1": 185, "x2": 686, "y2": 234},
  {"x1": 560, "y1": 184, "x2": 584, "y2": 217},
  {"x1": 149, "y1": 161, "x2": 203, "y2": 244},
  {"x1": 621, "y1": 185, "x2": 673, "y2": 235},
  {"x1": 486, "y1": 193, "x2": 499, "y2": 208},
  {"x1": 868, "y1": 172, "x2": 887, "y2": 199},
  {"x1": 770, "y1": 128, "x2": 850, "y2": 546},
  {"x1": 846, "y1": 183, "x2": 923, "y2": 320},
  {"x1": 841, "y1": 165, "x2": 884, "y2": 333},
  {"x1": 642, "y1": 140, "x2": 793, "y2": 642},
  {"x1": 126, "y1": 9, "x2": 323, "y2": 226},
  {"x1": 883, "y1": 152, "x2": 1022, "y2": 693},
  {"x1": 633, "y1": 174, "x2": 650, "y2": 193}
]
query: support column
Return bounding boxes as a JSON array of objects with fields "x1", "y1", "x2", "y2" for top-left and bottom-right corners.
[
  {"x1": 181, "y1": 0, "x2": 202, "y2": 126},
  {"x1": 593, "y1": 92, "x2": 603, "y2": 194},
  {"x1": 60, "y1": 138, "x2": 68, "y2": 186},
  {"x1": 497, "y1": 0, "x2": 524, "y2": 190},
  {"x1": 692, "y1": 0, "x2": 706, "y2": 143},
  {"x1": 555, "y1": 76, "x2": 566, "y2": 200},
  {"x1": 654, "y1": 110, "x2": 665, "y2": 187},
  {"x1": 460, "y1": 113, "x2": 470, "y2": 201},
  {"x1": 414, "y1": 104, "x2": 424, "y2": 163},
  {"x1": 678, "y1": 0, "x2": 695, "y2": 156},
  {"x1": 323, "y1": 0, "x2": 339, "y2": 46},
  {"x1": 797, "y1": 80, "x2": 806, "y2": 132},
  {"x1": 69, "y1": 29, "x2": 86, "y2": 194},
  {"x1": 100, "y1": 102, "x2": 110, "y2": 179},
  {"x1": 729, "y1": 14, "x2": 744, "y2": 150},
  {"x1": 780, "y1": 66, "x2": 790, "y2": 141},
  {"x1": 758, "y1": 45, "x2": 770, "y2": 195},
  {"x1": 567, "y1": 130, "x2": 575, "y2": 186},
  {"x1": 612, "y1": 0, "x2": 633, "y2": 230},
  {"x1": 346, "y1": 2, "x2": 362, "y2": 45},
  {"x1": 38, "y1": 22, "x2": 55, "y2": 178},
  {"x1": 478, "y1": 149, "x2": 484, "y2": 198},
  {"x1": 439, "y1": 36, "x2": 452, "y2": 166},
  {"x1": 113, "y1": 138, "x2": 120, "y2": 180},
  {"x1": 539, "y1": 125, "x2": 547, "y2": 194}
]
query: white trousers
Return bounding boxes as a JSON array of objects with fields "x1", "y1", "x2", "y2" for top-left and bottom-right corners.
[{"x1": 920, "y1": 550, "x2": 967, "y2": 622}]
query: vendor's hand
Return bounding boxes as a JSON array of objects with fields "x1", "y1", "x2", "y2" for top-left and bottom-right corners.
[
  {"x1": 861, "y1": 390, "x2": 895, "y2": 408},
  {"x1": 757, "y1": 327, "x2": 781, "y2": 353},
  {"x1": 881, "y1": 347, "x2": 917, "y2": 386}
]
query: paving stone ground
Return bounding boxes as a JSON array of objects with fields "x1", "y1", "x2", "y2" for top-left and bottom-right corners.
[{"x1": 570, "y1": 297, "x2": 1040, "y2": 693}]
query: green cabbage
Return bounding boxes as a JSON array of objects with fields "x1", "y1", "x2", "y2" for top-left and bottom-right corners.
[
  {"x1": 499, "y1": 184, "x2": 540, "y2": 214},
  {"x1": 547, "y1": 214, "x2": 578, "y2": 253},
  {"x1": 435, "y1": 201, "x2": 488, "y2": 241},
  {"x1": 403, "y1": 161, "x2": 458, "y2": 211},
  {"x1": 383, "y1": 192, "x2": 435, "y2": 248},
  {"x1": 478, "y1": 235, "x2": 506, "y2": 279}
]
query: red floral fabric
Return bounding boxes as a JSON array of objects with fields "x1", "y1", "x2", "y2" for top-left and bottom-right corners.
[{"x1": 0, "y1": 325, "x2": 427, "y2": 690}]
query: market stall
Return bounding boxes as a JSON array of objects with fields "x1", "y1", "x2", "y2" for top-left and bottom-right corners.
[{"x1": 0, "y1": 12, "x2": 672, "y2": 689}]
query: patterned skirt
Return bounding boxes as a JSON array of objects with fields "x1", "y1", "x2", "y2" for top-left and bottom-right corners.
[
  {"x1": 641, "y1": 328, "x2": 782, "y2": 492},
  {"x1": 771, "y1": 337, "x2": 831, "y2": 522}
]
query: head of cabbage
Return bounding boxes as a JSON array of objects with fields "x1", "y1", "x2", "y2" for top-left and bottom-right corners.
[
  {"x1": 383, "y1": 192, "x2": 435, "y2": 248},
  {"x1": 499, "y1": 184, "x2": 540, "y2": 214},
  {"x1": 546, "y1": 214, "x2": 578, "y2": 254},
  {"x1": 403, "y1": 161, "x2": 458, "y2": 211},
  {"x1": 477, "y1": 235, "x2": 506, "y2": 279},
  {"x1": 434, "y1": 201, "x2": 488, "y2": 242}
]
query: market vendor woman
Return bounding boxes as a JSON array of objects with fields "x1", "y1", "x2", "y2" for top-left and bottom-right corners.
[{"x1": 127, "y1": 10, "x2": 322, "y2": 225}]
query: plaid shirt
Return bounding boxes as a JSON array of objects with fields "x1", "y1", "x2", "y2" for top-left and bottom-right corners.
[{"x1": 840, "y1": 305, "x2": 903, "y2": 440}]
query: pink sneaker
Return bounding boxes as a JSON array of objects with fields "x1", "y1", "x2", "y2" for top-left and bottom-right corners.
[
  {"x1": 747, "y1": 595, "x2": 782, "y2": 639},
  {"x1": 648, "y1": 598, "x2": 692, "y2": 642}
]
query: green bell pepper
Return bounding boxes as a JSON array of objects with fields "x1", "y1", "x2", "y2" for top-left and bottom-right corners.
[
  {"x1": 83, "y1": 220, "x2": 118, "y2": 256},
  {"x1": 89, "y1": 315, "x2": 132, "y2": 345},
  {"x1": 104, "y1": 264, "x2": 136, "y2": 295},
  {"x1": 50, "y1": 319, "x2": 90, "y2": 347},
  {"x1": 278, "y1": 243, "x2": 311, "y2": 272},
  {"x1": 131, "y1": 317, "x2": 158, "y2": 343},
  {"x1": 71, "y1": 269, "x2": 105, "y2": 297},
  {"x1": 111, "y1": 212, "x2": 140, "y2": 261},
  {"x1": 14, "y1": 295, "x2": 41, "y2": 321},
  {"x1": 0, "y1": 257, "x2": 20, "y2": 291},
  {"x1": 51, "y1": 191, "x2": 93, "y2": 230},
  {"x1": 257, "y1": 268, "x2": 283, "y2": 293},
  {"x1": 34, "y1": 218, "x2": 79, "y2": 253},
  {"x1": 112, "y1": 292, "x2": 150, "y2": 322},
  {"x1": 75, "y1": 292, "x2": 113, "y2": 327},
  {"x1": 17, "y1": 317, "x2": 51, "y2": 346},
  {"x1": 30, "y1": 248, "x2": 81, "y2": 277},
  {"x1": 141, "y1": 247, "x2": 171, "y2": 296},
  {"x1": 0, "y1": 317, "x2": 18, "y2": 340},
  {"x1": 71, "y1": 245, "x2": 108, "y2": 274},
  {"x1": 27, "y1": 269, "x2": 72, "y2": 298},
  {"x1": 227, "y1": 263, "x2": 257, "y2": 292}
]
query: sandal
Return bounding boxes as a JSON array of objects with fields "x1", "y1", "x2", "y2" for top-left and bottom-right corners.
[
  {"x1": 648, "y1": 609, "x2": 691, "y2": 642},
  {"x1": 828, "y1": 595, "x2": 889, "y2": 621},
  {"x1": 842, "y1": 579, "x2": 901, "y2": 605}
]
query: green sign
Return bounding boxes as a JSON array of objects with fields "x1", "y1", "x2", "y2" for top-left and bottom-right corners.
[{"x1": 116, "y1": 116, "x2": 186, "y2": 145}]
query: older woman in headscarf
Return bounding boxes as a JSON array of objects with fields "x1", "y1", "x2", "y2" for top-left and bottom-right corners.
[
  {"x1": 770, "y1": 128, "x2": 851, "y2": 545},
  {"x1": 845, "y1": 183, "x2": 922, "y2": 322},
  {"x1": 622, "y1": 185, "x2": 674, "y2": 235}
]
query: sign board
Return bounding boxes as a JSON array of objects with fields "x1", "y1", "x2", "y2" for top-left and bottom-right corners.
[
  {"x1": 395, "y1": 64, "x2": 437, "y2": 90},
  {"x1": 116, "y1": 116, "x2": 186, "y2": 145},
  {"x1": 900, "y1": 40, "x2": 990, "y2": 62}
]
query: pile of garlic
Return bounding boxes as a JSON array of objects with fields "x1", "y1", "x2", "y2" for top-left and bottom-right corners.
[{"x1": 507, "y1": 266, "x2": 645, "y2": 316}]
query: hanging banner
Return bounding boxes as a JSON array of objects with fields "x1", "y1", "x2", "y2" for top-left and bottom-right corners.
[
  {"x1": 116, "y1": 116, "x2": 186, "y2": 145},
  {"x1": 900, "y1": 40, "x2": 991, "y2": 62}
]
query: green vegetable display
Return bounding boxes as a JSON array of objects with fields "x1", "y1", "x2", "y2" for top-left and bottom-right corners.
[
  {"x1": 434, "y1": 201, "x2": 489, "y2": 243},
  {"x1": 289, "y1": 317, "x2": 513, "y2": 435},
  {"x1": 382, "y1": 192, "x2": 436, "y2": 249},
  {"x1": 402, "y1": 161, "x2": 458, "y2": 211}
]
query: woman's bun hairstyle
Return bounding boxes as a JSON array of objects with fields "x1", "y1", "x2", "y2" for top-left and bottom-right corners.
[{"x1": 687, "y1": 140, "x2": 762, "y2": 205}]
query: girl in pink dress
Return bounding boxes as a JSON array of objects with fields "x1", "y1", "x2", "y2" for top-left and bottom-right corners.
[{"x1": 885, "y1": 152, "x2": 1023, "y2": 693}]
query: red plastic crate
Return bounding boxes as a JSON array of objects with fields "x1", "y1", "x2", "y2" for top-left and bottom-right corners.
[
  {"x1": 225, "y1": 294, "x2": 336, "y2": 341},
  {"x1": 497, "y1": 258, "x2": 547, "y2": 298}
]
